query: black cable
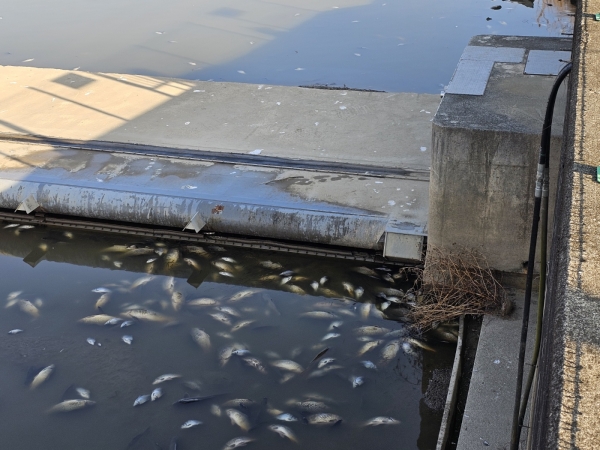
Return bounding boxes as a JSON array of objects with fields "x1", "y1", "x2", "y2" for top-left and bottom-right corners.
[{"x1": 509, "y1": 62, "x2": 572, "y2": 450}]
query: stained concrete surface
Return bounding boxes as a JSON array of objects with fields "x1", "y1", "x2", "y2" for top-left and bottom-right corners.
[
  {"x1": 430, "y1": 35, "x2": 571, "y2": 273},
  {"x1": 0, "y1": 66, "x2": 438, "y2": 259},
  {"x1": 529, "y1": 1, "x2": 600, "y2": 447}
]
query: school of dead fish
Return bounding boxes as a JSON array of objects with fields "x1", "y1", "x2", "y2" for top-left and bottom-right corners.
[{"x1": 3, "y1": 223, "x2": 459, "y2": 449}]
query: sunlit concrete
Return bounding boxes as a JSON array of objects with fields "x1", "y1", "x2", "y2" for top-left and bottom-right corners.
[{"x1": 0, "y1": 65, "x2": 438, "y2": 260}]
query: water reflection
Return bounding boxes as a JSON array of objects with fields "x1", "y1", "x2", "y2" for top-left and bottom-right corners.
[
  {"x1": 0, "y1": 222, "x2": 455, "y2": 449},
  {"x1": 0, "y1": 0, "x2": 574, "y2": 93}
]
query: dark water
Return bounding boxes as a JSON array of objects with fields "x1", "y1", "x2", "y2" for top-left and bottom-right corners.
[
  {"x1": 0, "y1": 0, "x2": 574, "y2": 93},
  {"x1": 0, "y1": 222, "x2": 456, "y2": 450}
]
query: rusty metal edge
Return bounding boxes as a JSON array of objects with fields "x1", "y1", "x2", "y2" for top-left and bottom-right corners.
[{"x1": 436, "y1": 314, "x2": 465, "y2": 450}]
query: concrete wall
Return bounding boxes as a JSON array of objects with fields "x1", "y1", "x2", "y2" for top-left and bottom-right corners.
[{"x1": 428, "y1": 35, "x2": 570, "y2": 273}]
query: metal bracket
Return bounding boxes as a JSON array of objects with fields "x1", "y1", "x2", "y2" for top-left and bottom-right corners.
[
  {"x1": 183, "y1": 212, "x2": 206, "y2": 233},
  {"x1": 15, "y1": 195, "x2": 40, "y2": 214}
]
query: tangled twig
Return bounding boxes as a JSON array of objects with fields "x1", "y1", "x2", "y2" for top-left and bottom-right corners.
[{"x1": 406, "y1": 247, "x2": 509, "y2": 331}]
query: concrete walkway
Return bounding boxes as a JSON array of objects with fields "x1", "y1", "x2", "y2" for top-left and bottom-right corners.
[{"x1": 0, "y1": 66, "x2": 439, "y2": 260}]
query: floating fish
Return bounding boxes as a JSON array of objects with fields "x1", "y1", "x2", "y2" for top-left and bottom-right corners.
[
  {"x1": 354, "y1": 326, "x2": 390, "y2": 336},
  {"x1": 381, "y1": 340, "x2": 401, "y2": 362},
  {"x1": 218, "y1": 346, "x2": 234, "y2": 367},
  {"x1": 86, "y1": 338, "x2": 96, "y2": 345},
  {"x1": 129, "y1": 276, "x2": 154, "y2": 290},
  {"x1": 294, "y1": 401, "x2": 329, "y2": 413},
  {"x1": 122, "y1": 335, "x2": 133, "y2": 345},
  {"x1": 181, "y1": 420, "x2": 202, "y2": 429},
  {"x1": 134, "y1": 395, "x2": 151, "y2": 406},
  {"x1": 92, "y1": 287, "x2": 111, "y2": 293},
  {"x1": 213, "y1": 260, "x2": 234, "y2": 272},
  {"x1": 104, "y1": 318, "x2": 121, "y2": 326},
  {"x1": 122, "y1": 308, "x2": 175, "y2": 324},
  {"x1": 231, "y1": 320, "x2": 255, "y2": 332},
  {"x1": 220, "y1": 257, "x2": 237, "y2": 263},
  {"x1": 230, "y1": 290, "x2": 256, "y2": 302},
  {"x1": 361, "y1": 361, "x2": 377, "y2": 370},
  {"x1": 231, "y1": 348, "x2": 250, "y2": 356},
  {"x1": 308, "y1": 365, "x2": 344, "y2": 378},
  {"x1": 76, "y1": 387, "x2": 91, "y2": 399},
  {"x1": 151, "y1": 388, "x2": 163, "y2": 401},
  {"x1": 355, "y1": 287, "x2": 365, "y2": 299},
  {"x1": 357, "y1": 340, "x2": 382, "y2": 356},
  {"x1": 286, "y1": 285, "x2": 306, "y2": 295},
  {"x1": 163, "y1": 276, "x2": 175, "y2": 293},
  {"x1": 17, "y1": 299, "x2": 40, "y2": 318},
  {"x1": 276, "y1": 413, "x2": 298, "y2": 422},
  {"x1": 121, "y1": 320, "x2": 134, "y2": 328},
  {"x1": 153, "y1": 374, "x2": 181, "y2": 385},
  {"x1": 300, "y1": 311, "x2": 337, "y2": 320},
  {"x1": 226, "y1": 408, "x2": 251, "y2": 431},
  {"x1": 219, "y1": 271, "x2": 235, "y2": 278},
  {"x1": 79, "y1": 314, "x2": 119, "y2": 325},
  {"x1": 191, "y1": 328, "x2": 211, "y2": 352},
  {"x1": 47, "y1": 399, "x2": 95, "y2": 413},
  {"x1": 31, "y1": 364, "x2": 55, "y2": 389},
  {"x1": 319, "y1": 276, "x2": 330, "y2": 285},
  {"x1": 260, "y1": 260, "x2": 283, "y2": 270},
  {"x1": 328, "y1": 321, "x2": 343, "y2": 331},
  {"x1": 223, "y1": 437, "x2": 254, "y2": 450},
  {"x1": 322, "y1": 333, "x2": 340, "y2": 341},
  {"x1": 353, "y1": 266, "x2": 378, "y2": 277},
  {"x1": 270, "y1": 360, "x2": 303, "y2": 373},
  {"x1": 280, "y1": 276, "x2": 292, "y2": 285},
  {"x1": 171, "y1": 292, "x2": 185, "y2": 312},
  {"x1": 242, "y1": 357, "x2": 268, "y2": 374},
  {"x1": 211, "y1": 404, "x2": 222, "y2": 416},
  {"x1": 125, "y1": 247, "x2": 154, "y2": 257},
  {"x1": 306, "y1": 413, "x2": 342, "y2": 425},
  {"x1": 8, "y1": 329, "x2": 23, "y2": 334},
  {"x1": 184, "y1": 258, "x2": 201, "y2": 270},
  {"x1": 173, "y1": 393, "x2": 227, "y2": 405},
  {"x1": 268, "y1": 425, "x2": 299, "y2": 443},
  {"x1": 342, "y1": 282, "x2": 355, "y2": 297},
  {"x1": 222, "y1": 399, "x2": 257, "y2": 408},
  {"x1": 364, "y1": 416, "x2": 401, "y2": 426},
  {"x1": 406, "y1": 337, "x2": 436, "y2": 352},
  {"x1": 350, "y1": 375, "x2": 364, "y2": 388},
  {"x1": 216, "y1": 306, "x2": 241, "y2": 317},
  {"x1": 188, "y1": 298, "x2": 218, "y2": 307},
  {"x1": 310, "y1": 281, "x2": 319, "y2": 291},
  {"x1": 165, "y1": 249, "x2": 181, "y2": 268},
  {"x1": 3, "y1": 223, "x2": 19, "y2": 229},
  {"x1": 317, "y1": 358, "x2": 335, "y2": 369},
  {"x1": 209, "y1": 312, "x2": 232, "y2": 326},
  {"x1": 146, "y1": 257, "x2": 158, "y2": 264}
]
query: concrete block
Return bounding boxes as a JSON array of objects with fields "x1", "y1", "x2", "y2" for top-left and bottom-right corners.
[{"x1": 429, "y1": 35, "x2": 572, "y2": 273}]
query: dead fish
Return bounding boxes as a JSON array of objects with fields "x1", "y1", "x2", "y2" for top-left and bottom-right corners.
[
  {"x1": 308, "y1": 365, "x2": 344, "y2": 378},
  {"x1": 183, "y1": 380, "x2": 203, "y2": 391},
  {"x1": 18, "y1": 224, "x2": 35, "y2": 229},
  {"x1": 259, "y1": 274, "x2": 280, "y2": 282},
  {"x1": 353, "y1": 266, "x2": 378, "y2": 277},
  {"x1": 151, "y1": 388, "x2": 163, "y2": 401},
  {"x1": 76, "y1": 387, "x2": 91, "y2": 399},
  {"x1": 104, "y1": 318, "x2": 122, "y2": 326},
  {"x1": 230, "y1": 290, "x2": 256, "y2": 302},
  {"x1": 31, "y1": 364, "x2": 55, "y2": 389},
  {"x1": 354, "y1": 325, "x2": 390, "y2": 336},
  {"x1": 213, "y1": 260, "x2": 234, "y2": 272},
  {"x1": 357, "y1": 340, "x2": 382, "y2": 356},
  {"x1": 328, "y1": 320, "x2": 343, "y2": 331},
  {"x1": 306, "y1": 413, "x2": 342, "y2": 425},
  {"x1": 121, "y1": 320, "x2": 134, "y2": 328},
  {"x1": 355, "y1": 287, "x2": 364, "y2": 299},
  {"x1": 361, "y1": 360, "x2": 377, "y2": 370},
  {"x1": 279, "y1": 270, "x2": 295, "y2": 277},
  {"x1": 8, "y1": 329, "x2": 23, "y2": 334},
  {"x1": 317, "y1": 358, "x2": 335, "y2": 369},
  {"x1": 270, "y1": 360, "x2": 303, "y2": 373},
  {"x1": 260, "y1": 260, "x2": 283, "y2": 270},
  {"x1": 174, "y1": 393, "x2": 228, "y2": 405},
  {"x1": 242, "y1": 357, "x2": 268, "y2": 374},
  {"x1": 181, "y1": 419, "x2": 202, "y2": 429},
  {"x1": 191, "y1": 328, "x2": 211, "y2": 352},
  {"x1": 223, "y1": 437, "x2": 254, "y2": 450},
  {"x1": 359, "y1": 303, "x2": 371, "y2": 320},
  {"x1": 321, "y1": 333, "x2": 340, "y2": 341},
  {"x1": 220, "y1": 257, "x2": 237, "y2": 263},
  {"x1": 350, "y1": 375, "x2": 364, "y2": 388},
  {"x1": 216, "y1": 306, "x2": 241, "y2": 317},
  {"x1": 47, "y1": 399, "x2": 95, "y2": 413},
  {"x1": 129, "y1": 275, "x2": 154, "y2": 291},
  {"x1": 219, "y1": 346, "x2": 234, "y2": 367},
  {"x1": 184, "y1": 245, "x2": 211, "y2": 257},
  {"x1": 381, "y1": 340, "x2": 401, "y2": 362},
  {"x1": 364, "y1": 416, "x2": 401, "y2": 426},
  {"x1": 219, "y1": 271, "x2": 235, "y2": 278},
  {"x1": 165, "y1": 249, "x2": 181, "y2": 267},
  {"x1": 294, "y1": 401, "x2": 329, "y2": 413},
  {"x1": 184, "y1": 258, "x2": 201, "y2": 270},
  {"x1": 134, "y1": 395, "x2": 151, "y2": 406},
  {"x1": 153, "y1": 374, "x2": 181, "y2": 385},
  {"x1": 122, "y1": 335, "x2": 133, "y2": 345},
  {"x1": 95, "y1": 293, "x2": 111, "y2": 309},
  {"x1": 300, "y1": 311, "x2": 337, "y2": 320},
  {"x1": 276, "y1": 413, "x2": 298, "y2": 422},
  {"x1": 231, "y1": 348, "x2": 251, "y2": 356},
  {"x1": 402, "y1": 341, "x2": 417, "y2": 356},
  {"x1": 3, "y1": 223, "x2": 19, "y2": 228},
  {"x1": 209, "y1": 312, "x2": 232, "y2": 326},
  {"x1": 18, "y1": 299, "x2": 40, "y2": 318},
  {"x1": 79, "y1": 314, "x2": 119, "y2": 325},
  {"x1": 125, "y1": 247, "x2": 155, "y2": 257},
  {"x1": 280, "y1": 276, "x2": 292, "y2": 285},
  {"x1": 381, "y1": 273, "x2": 395, "y2": 283},
  {"x1": 226, "y1": 408, "x2": 251, "y2": 431},
  {"x1": 310, "y1": 281, "x2": 319, "y2": 291},
  {"x1": 86, "y1": 338, "x2": 96, "y2": 346},
  {"x1": 188, "y1": 297, "x2": 218, "y2": 307},
  {"x1": 342, "y1": 282, "x2": 355, "y2": 297},
  {"x1": 319, "y1": 276, "x2": 330, "y2": 285},
  {"x1": 223, "y1": 398, "x2": 257, "y2": 408},
  {"x1": 92, "y1": 287, "x2": 111, "y2": 293},
  {"x1": 163, "y1": 276, "x2": 175, "y2": 293},
  {"x1": 406, "y1": 337, "x2": 436, "y2": 352},
  {"x1": 146, "y1": 257, "x2": 158, "y2": 264},
  {"x1": 286, "y1": 285, "x2": 306, "y2": 295},
  {"x1": 171, "y1": 291, "x2": 185, "y2": 311},
  {"x1": 268, "y1": 425, "x2": 299, "y2": 443},
  {"x1": 211, "y1": 404, "x2": 222, "y2": 416},
  {"x1": 231, "y1": 320, "x2": 255, "y2": 332},
  {"x1": 122, "y1": 308, "x2": 175, "y2": 324},
  {"x1": 379, "y1": 287, "x2": 404, "y2": 297}
]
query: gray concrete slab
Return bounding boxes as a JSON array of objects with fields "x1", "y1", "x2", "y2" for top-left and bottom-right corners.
[
  {"x1": 0, "y1": 66, "x2": 438, "y2": 260},
  {"x1": 457, "y1": 292, "x2": 536, "y2": 450},
  {"x1": 429, "y1": 35, "x2": 571, "y2": 273}
]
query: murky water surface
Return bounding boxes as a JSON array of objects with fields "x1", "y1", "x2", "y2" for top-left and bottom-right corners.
[
  {"x1": 0, "y1": 223, "x2": 456, "y2": 450},
  {"x1": 0, "y1": 0, "x2": 574, "y2": 93}
]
